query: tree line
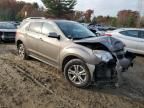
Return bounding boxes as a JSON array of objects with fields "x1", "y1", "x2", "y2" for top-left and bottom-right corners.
[
  {"x1": 0, "y1": 0, "x2": 46, "y2": 21},
  {"x1": 0, "y1": 0, "x2": 143, "y2": 27}
]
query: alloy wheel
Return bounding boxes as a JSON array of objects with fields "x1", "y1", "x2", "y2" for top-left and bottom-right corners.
[
  {"x1": 18, "y1": 44, "x2": 25, "y2": 59},
  {"x1": 68, "y1": 65, "x2": 87, "y2": 85}
]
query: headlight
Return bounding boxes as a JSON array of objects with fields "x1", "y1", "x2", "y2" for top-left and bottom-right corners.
[
  {"x1": 1, "y1": 35, "x2": 4, "y2": 39},
  {"x1": 94, "y1": 50, "x2": 113, "y2": 62}
]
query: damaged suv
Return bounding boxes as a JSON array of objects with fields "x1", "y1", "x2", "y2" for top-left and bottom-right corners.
[{"x1": 16, "y1": 18, "x2": 135, "y2": 88}]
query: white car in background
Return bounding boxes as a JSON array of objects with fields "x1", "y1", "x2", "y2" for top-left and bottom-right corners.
[{"x1": 105, "y1": 28, "x2": 144, "y2": 55}]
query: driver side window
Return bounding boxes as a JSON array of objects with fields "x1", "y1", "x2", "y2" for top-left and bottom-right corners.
[{"x1": 42, "y1": 23, "x2": 56, "y2": 35}]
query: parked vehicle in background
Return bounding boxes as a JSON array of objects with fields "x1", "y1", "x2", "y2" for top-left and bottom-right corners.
[
  {"x1": 11, "y1": 21, "x2": 21, "y2": 27},
  {"x1": 87, "y1": 24, "x2": 116, "y2": 36},
  {"x1": 16, "y1": 18, "x2": 135, "y2": 88},
  {"x1": 105, "y1": 28, "x2": 144, "y2": 55},
  {"x1": 87, "y1": 24, "x2": 104, "y2": 36},
  {"x1": 81, "y1": 23, "x2": 89, "y2": 28},
  {"x1": 0, "y1": 22, "x2": 16, "y2": 42}
]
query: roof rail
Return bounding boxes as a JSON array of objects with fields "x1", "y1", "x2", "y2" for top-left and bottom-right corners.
[{"x1": 25, "y1": 17, "x2": 46, "y2": 20}]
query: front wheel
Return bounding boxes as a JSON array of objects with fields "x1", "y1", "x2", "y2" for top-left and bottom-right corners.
[
  {"x1": 18, "y1": 43, "x2": 29, "y2": 60},
  {"x1": 64, "y1": 59, "x2": 91, "y2": 88}
]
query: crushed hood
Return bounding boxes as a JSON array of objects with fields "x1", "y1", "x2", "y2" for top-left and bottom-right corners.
[{"x1": 74, "y1": 36, "x2": 125, "y2": 52}]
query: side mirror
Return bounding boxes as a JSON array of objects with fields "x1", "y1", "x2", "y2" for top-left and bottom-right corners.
[{"x1": 48, "y1": 32, "x2": 60, "y2": 39}]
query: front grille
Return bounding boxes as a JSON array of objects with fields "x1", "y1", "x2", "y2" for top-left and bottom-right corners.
[
  {"x1": 94, "y1": 60, "x2": 117, "y2": 81},
  {"x1": 4, "y1": 32, "x2": 16, "y2": 36}
]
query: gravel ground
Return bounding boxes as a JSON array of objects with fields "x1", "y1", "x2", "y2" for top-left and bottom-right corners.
[{"x1": 0, "y1": 43, "x2": 144, "y2": 108}]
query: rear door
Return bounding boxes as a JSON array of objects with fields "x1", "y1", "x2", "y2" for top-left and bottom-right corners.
[
  {"x1": 118, "y1": 30, "x2": 139, "y2": 53},
  {"x1": 26, "y1": 22, "x2": 43, "y2": 56}
]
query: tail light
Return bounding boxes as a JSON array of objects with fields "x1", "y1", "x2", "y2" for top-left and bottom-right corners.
[{"x1": 104, "y1": 33, "x2": 112, "y2": 36}]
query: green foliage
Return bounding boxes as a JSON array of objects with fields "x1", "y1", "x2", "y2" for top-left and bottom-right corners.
[
  {"x1": 126, "y1": 16, "x2": 136, "y2": 27},
  {"x1": 43, "y1": 0, "x2": 77, "y2": 17},
  {"x1": 111, "y1": 17, "x2": 117, "y2": 27}
]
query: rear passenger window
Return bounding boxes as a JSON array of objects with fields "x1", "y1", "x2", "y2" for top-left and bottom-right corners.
[
  {"x1": 29, "y1": 22, "x2": 42, "y2": 33},
  {"x1": 42, "y1": 23, "x2": 56, "y2": 35},
  {"x1": 120, "y1": 30, "x2": 138, "y2": 38}
]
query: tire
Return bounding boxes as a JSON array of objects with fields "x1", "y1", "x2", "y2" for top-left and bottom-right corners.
[
  {"x1": 17, "y1": 43, "x2": 29, "y2": 60},
  {"x1": 64, "y1": 59, "x2": 91, "y2": 88},
  {"x1": 0, "y1": 37, "x2": 2, "y2": 43}
]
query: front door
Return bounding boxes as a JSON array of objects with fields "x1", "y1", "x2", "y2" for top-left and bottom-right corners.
[{"x1": 38, "y1": 22, "x2": 60, "y2": 67}]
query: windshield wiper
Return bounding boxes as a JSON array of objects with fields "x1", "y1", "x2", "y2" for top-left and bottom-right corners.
[
  {"x1": 68, "y1": 36, "x2": 96, "y2": 40},
  {"x1": 72, "y1": 37, "x2": 84, "y2": 40},
  {"x1": 82, "y1": 36, "x2": 96, "y2": 39}
]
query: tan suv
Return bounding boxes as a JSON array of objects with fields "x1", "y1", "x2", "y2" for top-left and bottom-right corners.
[{"x1": 16, "y1": 17, "x2": 135, "y2": 88}]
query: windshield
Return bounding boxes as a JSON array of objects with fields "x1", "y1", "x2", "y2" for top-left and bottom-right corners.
[
  {"x1": 0, "y1": 22, "x2": 16, "y2": 29},
  {"x1": 56, "y1": 21, "x2": 96, "y2": 40}
]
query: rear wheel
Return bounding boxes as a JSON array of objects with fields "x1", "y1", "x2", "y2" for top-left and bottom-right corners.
[
  {"x1": 64, "y1": 59, "x2": 91, "y2": 88},
  {"x1": 18, "y1": 43, "x2": 29, "y2": 60}
]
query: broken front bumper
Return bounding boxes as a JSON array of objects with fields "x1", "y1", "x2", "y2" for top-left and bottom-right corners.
[
  {"x1": 115, "y1": 51, "x2": 135, "y2": 72},
  {"x1": 87, "y1": 51, "x2": 135, "y2": 83}
]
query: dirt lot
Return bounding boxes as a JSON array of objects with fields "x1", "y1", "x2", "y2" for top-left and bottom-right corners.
[{"x1": 0, "y1": 44, "x2": 144, "y2": 108}]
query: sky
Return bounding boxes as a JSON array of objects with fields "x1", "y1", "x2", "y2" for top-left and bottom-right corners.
[{"x1": 17, "y1": 0, "x2": 138, "y2": 16}]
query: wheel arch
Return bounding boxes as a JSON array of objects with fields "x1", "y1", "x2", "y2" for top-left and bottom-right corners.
[
  {"x1": 61, "y1": 55, "x2": 86, "y2": 72},
  {"x1": 16, "y1": 40, "x2": 23, "y2": 48}
]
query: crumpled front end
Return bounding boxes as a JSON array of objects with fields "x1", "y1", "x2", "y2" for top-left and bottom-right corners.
[
  {"x1": 114, "y1": 50, "x2": 135, "y2": 72},
  {"x1": 91, "y1": 50, "x2": 135, "y2": 84},
  {"x1": 75, "y1": 36, "x2": 135, "y2": 84}
]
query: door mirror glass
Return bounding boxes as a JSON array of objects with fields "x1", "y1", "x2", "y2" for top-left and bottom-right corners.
[{"x1": 48, "y1": 32, "x2": 60, "y2": 39}]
